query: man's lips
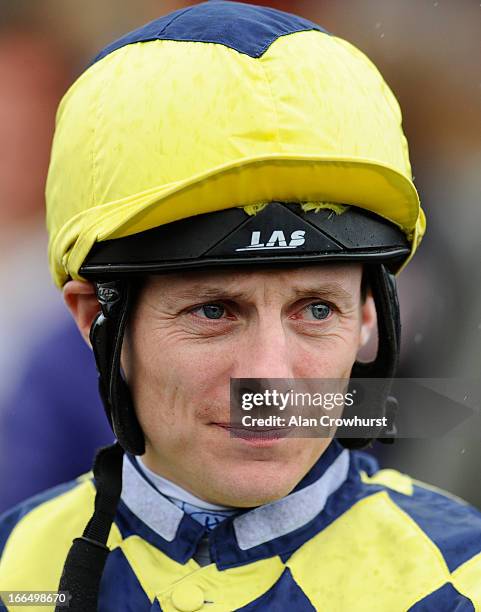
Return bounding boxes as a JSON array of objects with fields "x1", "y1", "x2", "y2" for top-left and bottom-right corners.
[
  {"x1": 213, "y1": 422, "x2": 293, "y2": 439},
  {"x1": 214, "y1": 422, "x2": 287, "y2": 431}
]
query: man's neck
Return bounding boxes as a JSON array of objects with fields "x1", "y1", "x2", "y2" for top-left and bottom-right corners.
[{"x1": 136, "y1": 456, "x2": 237, "y2": 512}]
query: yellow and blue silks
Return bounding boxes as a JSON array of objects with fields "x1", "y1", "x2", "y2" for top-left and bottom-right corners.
[{"x1": 1, "y1": 441, "x2": 481, "y2": 611}]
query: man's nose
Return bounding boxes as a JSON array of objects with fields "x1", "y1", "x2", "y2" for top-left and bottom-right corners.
[{"x1": 233, "y1": 318, "x2": 294, "y2": 380}]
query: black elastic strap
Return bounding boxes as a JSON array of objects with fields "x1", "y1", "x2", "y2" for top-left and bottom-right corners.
[
  {"x1": 340, "y1": 264, "x2": 401, "y2": 449},
  {"x1": 90, "y1": 281, "x2": 145, "y2": 455},
  {"x1": 55, "y1": 442, "x2": 124, "y2": 612},
  {"x1": 352, "y1": 264, "x2": 400, "y2": 379}
]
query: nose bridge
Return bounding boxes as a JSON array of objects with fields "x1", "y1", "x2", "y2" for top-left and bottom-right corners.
[{"x1": 235, "y1": 311, "x2": 293, "y2": 380}]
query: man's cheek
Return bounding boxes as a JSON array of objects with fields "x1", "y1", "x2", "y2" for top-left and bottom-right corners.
[
  {"x1": 136, "y1": 381, "x2": 184, "y2": 430},
  {"x1": 307, "y1": 334, "x2": 359, "y2": 375},
  {"x1": 293, "y1": 347, "x2": 343, "y2": 378}
]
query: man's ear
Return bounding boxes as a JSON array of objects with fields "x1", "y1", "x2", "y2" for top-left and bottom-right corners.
[
  {"x1": 359, "y1": 292, "x2": 377, "y2": 348},
  {"x1": 63, "y1": 280, "x2": 100, "y2": 348}
]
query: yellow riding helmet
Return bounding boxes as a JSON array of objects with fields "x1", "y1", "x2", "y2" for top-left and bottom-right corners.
[{"x1": 46, "y1": 0, "x2": 425, "y2": 289}]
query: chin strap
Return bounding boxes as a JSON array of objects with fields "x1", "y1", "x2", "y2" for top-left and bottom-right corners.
[
  {"x1": 340, "y1": 264, "x2": 401, "y2": 449},
  {"x1": 56, "y1": 285, "x2": 139, "y2": 611},
  {"x1": 55, "y1": 442, "x2": 124, "y2": 612},
  {"x1": 90, "y1": 280, "x2": 144, "y2": 455}
]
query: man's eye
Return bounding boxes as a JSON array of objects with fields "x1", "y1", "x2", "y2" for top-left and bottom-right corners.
[
  {"x1": 194, "y1": 303, "x2": 226, "y2": 320},
  {"x1": 306, "y1": 302, "x2": 331, "y2": 320}
]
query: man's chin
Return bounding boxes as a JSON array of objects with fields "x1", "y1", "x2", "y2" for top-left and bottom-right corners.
[
  {"x1": 209, "y1": 486, "x2": 291, "y2": 509},
  {"x1": 201, "y1": 460, "x2": 304, "y2": 508},
  {"x1": 195, "y1": 432, "x2": 327, "y2": 506}
]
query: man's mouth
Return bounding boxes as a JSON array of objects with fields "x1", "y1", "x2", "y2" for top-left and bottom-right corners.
[{"x1": 213, "y1": 422, "x2": 293, "y2": 440}]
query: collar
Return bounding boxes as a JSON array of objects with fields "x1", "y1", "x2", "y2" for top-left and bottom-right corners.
[{"x1": 117, "y1": 440, "x2": 351, "y2": 569}]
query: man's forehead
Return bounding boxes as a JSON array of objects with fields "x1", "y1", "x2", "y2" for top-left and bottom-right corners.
[{"x1": 145, "y1": 263, "x2": 363, "y2": 296}]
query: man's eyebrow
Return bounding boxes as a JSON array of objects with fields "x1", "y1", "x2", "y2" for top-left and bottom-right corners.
[
  {"x1": 168, "y1": 285, "x2": 249, "y2": 301},
  {"x1": 167, "y1": 282, "x2": 355, "y2": 302},
  {"x1": 290, "y1": 283, "x2": 355, "y2": 302}
]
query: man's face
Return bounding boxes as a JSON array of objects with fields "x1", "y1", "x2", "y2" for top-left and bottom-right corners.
[{"x1": 121, "y1": 263, "x2": 375, "y2": 507}]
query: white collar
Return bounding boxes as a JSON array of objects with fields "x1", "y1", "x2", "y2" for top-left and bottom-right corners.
[{"x1": 120, "y1": 447, "x2": 350, "y2": 550}]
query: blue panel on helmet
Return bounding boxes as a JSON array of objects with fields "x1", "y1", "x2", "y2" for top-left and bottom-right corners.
[{"x1": 91, "y1": 0, "x2": 328, "y2": 64}]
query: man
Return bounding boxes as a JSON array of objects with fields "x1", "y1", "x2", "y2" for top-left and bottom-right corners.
[{"x1": 1, "y1": 2, "x2": 480, "y2": 611}]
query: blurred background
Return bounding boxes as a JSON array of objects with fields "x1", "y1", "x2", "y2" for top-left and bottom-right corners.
[{"x1": 0, "y1": 0, "x2": 480, "y2": 513}]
